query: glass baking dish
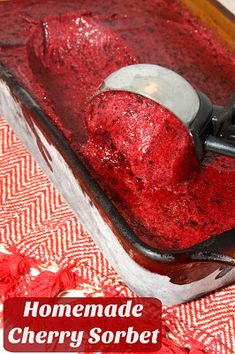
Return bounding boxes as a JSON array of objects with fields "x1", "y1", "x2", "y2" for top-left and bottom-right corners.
[{"x1": 0, "y1": 0, "x2": 234, "y2": 305}]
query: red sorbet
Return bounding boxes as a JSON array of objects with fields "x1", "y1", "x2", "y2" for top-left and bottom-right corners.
[
  {"x1": 81, "y1": 92, "x2": 234, "y2": 250},
  {"x1": 82, "y1": 91, "x2": 199, "y2": 189},
  {"x1": 27, "y1": 14, "x2": 136, "y2": 143},
  {"x1": 0, "y1": 0, "x2": 234, "y2": 250}
]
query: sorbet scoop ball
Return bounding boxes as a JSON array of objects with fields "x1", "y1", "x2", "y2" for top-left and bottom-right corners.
[{"x1": 97, "y1": 64, "x2": 235, "y2": 160}]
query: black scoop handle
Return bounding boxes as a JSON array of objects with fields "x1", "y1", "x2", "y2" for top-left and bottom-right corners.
[
  {"x1": 204, "y1": 95, "x2": 235, "y2": 157},
  {"x1": 205, "y1": 135, "x2": 235, "y2": 157}
]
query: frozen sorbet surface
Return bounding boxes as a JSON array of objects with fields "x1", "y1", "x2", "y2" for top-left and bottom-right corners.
[
  {"x1": 0, "y1": 0, "x2": 234, "y2": 250},
  {"x1": 82, "y1": 92, "x2": 234, "y2": 250}
]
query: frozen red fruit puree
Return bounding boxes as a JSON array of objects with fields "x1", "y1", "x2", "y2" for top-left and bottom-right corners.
[
  {"x1": 27, "y1": 14, "x2": 136, "y2": 143},
  {"x1": 0, "y1": 0, "x2": 234, "y2": 250},
  {"x1": 82, "y1": 91, "x2": 199, "y2": 189},
  {"x1": 81, "y1": 92, "x2": 234, "y2": 250}
]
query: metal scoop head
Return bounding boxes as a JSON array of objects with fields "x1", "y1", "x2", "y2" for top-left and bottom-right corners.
[
  {"x1": 98, "y1": 64, "x2": 235, "y2": 159},
  {"x1": 100, "y1": 64, "x2": 200, "y2": 128}
]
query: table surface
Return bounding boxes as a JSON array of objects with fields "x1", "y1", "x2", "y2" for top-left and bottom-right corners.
[{"x1": 218, "y1": 0, "x2": 235, "y2": 14}]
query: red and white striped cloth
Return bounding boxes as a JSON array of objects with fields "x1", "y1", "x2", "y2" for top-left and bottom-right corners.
[{"x1": 0, "y1": 114, "x2": 234, "y2": 354}]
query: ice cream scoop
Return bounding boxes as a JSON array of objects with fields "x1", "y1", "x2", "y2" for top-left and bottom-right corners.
[{"x1": 96, "y1": 64, "x2": 235, "y2": 159}]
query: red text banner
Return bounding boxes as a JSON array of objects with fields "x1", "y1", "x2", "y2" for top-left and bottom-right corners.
[{"x1": 4, "y1": 297, "x2": 162, "y2": 352}]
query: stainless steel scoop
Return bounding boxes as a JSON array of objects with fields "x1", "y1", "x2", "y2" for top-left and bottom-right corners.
[{"x1": 98, "y1": 64, "x2": 235, "y2": 159}]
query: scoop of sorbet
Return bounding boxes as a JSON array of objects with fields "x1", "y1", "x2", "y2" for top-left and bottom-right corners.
[{"x1": 82, "y1": 91, "x2": 199, "y2": 192}]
